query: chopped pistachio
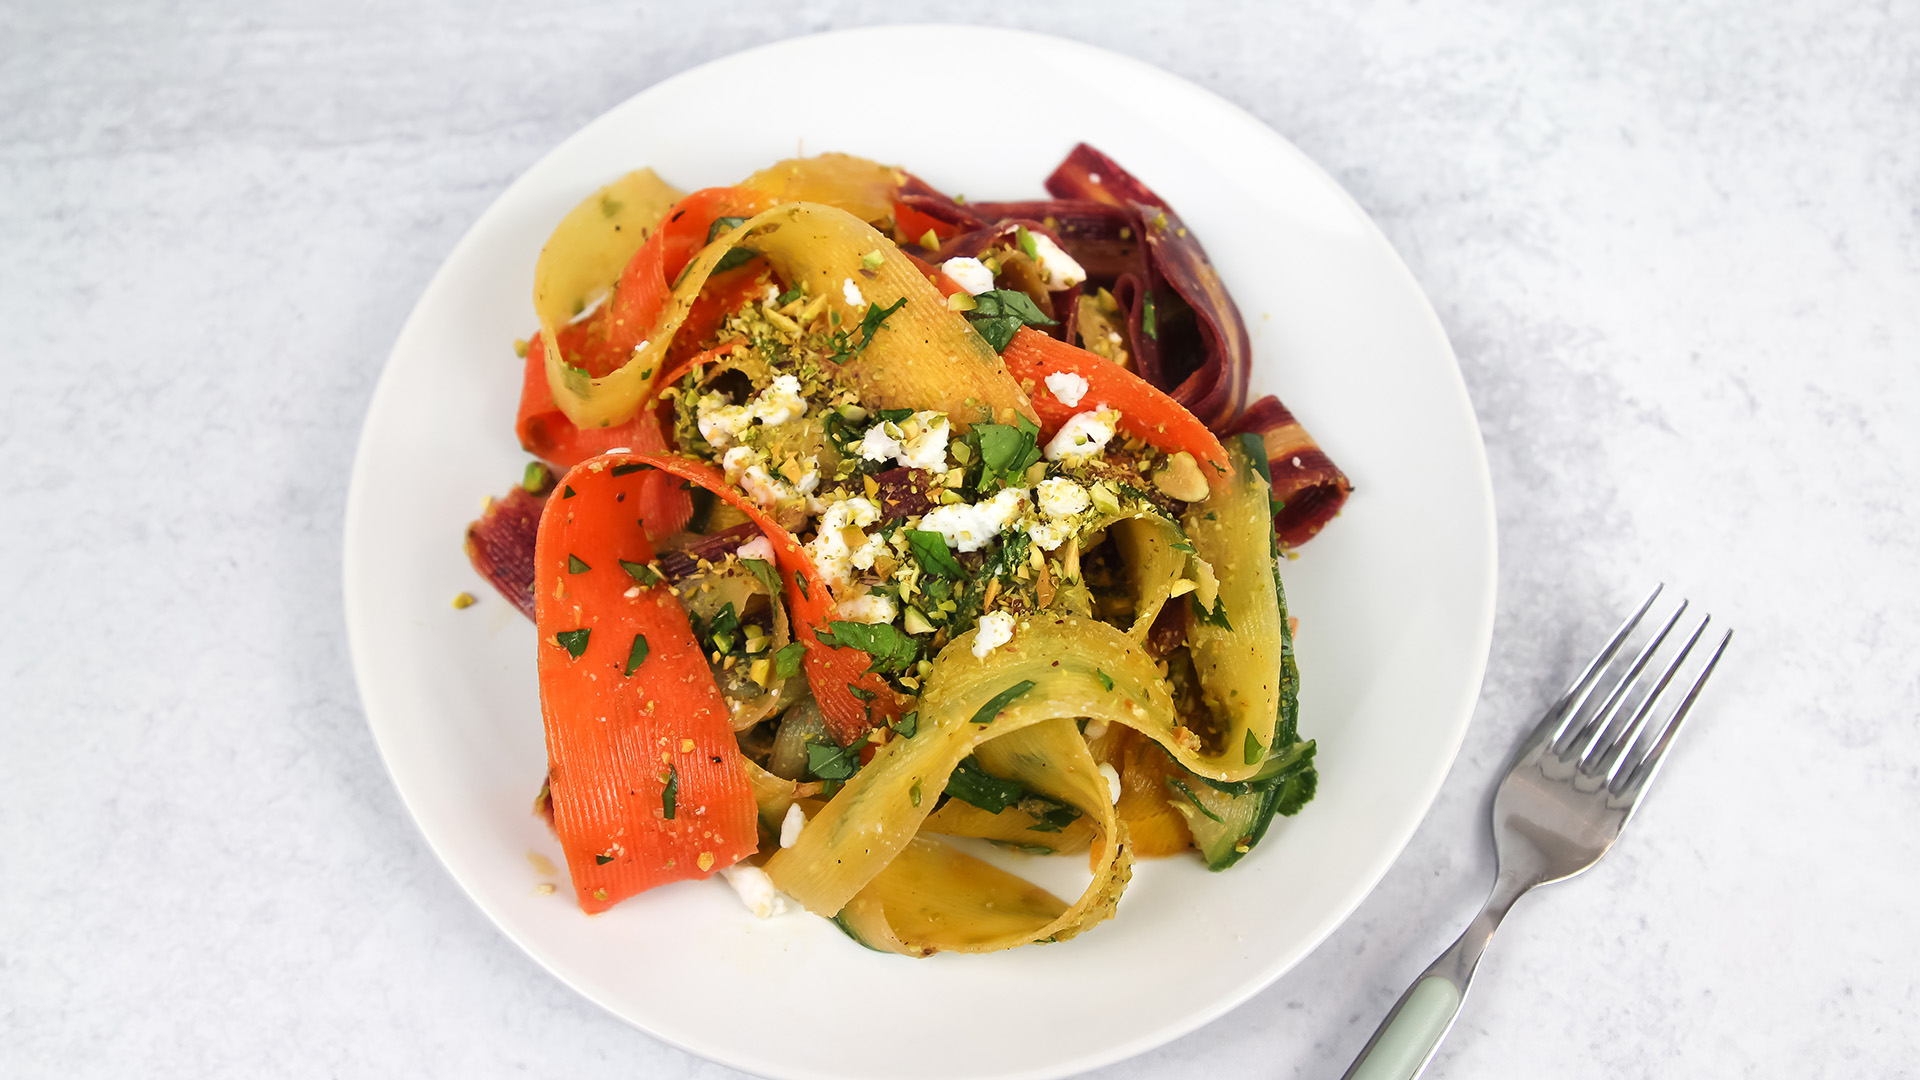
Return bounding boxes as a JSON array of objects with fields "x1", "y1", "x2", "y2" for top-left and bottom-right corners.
[{"x1": 451, "y1": 592, "x2": 477, "y2": 609}]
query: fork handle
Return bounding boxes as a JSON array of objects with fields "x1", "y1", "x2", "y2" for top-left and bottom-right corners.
[{"x1": 1340, "y1": 874, "x2": 1529, "y2": 1080}]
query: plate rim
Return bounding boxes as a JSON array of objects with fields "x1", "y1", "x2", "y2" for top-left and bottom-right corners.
[{"x1": 344, "y1": 23, "x2": 1497, "y2": 1079}]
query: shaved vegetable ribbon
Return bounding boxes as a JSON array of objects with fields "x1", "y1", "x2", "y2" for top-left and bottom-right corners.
[
  {"x1": 533, "y1": 453, "x2": 758, "y2": 913},
  {"x1": 549, "y1": 198, "x2": 1039, "y2": 433},
  {"x1": 1000, "y1": 326, "x2": 1231, "y2": 488},
  {"x1": 613, "y1": 451, "x2": 906, "y2": 746},
  {"x1": 767, "y1": 612, "x2": 1277, "y2": 955}
]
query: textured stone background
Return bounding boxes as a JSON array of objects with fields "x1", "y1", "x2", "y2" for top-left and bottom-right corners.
[{"x1": 4, "y1": 2, "x2": 1916, "y2": 1077}]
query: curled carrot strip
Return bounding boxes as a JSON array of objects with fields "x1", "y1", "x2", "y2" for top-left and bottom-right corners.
[
  {"x1": 624, "y1": 452, "x2": 905, "y2": 745},
  {"x1": 1000, "y1": 327, "x2": 1231, "y2": 488}
]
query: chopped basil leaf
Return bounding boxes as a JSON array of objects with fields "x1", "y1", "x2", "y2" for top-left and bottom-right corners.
[
  {"x1": 1095, "y1": 669, "x2": 1114, "y2": 692},
  {"x1": 774, "y1": 283, "x2": 804, "y2": 306},
  {"x1": 1191, "y1": 593, "x2": 1233, "y2": 631},
  {"x1": 971, "y1": 414, "x2": 1043, "y2": 492},
  {"x1": 806, "y1": 735, "x2": 867, "y2": 782},
  {"x1": 815, "y1": 620, "x2": 920, "y2": 674},
  {"x1": 963, "y1": 289, "x2": 1056, "y2": 352},
  {"x1": 905, "y1": 529, "x2": 965, "y2": 579},
  {"x1": 1020, "y1": 796, "x2": 1081, "y2": 833},
  {"x1": 944, "y1": 756, "x2": 1025, "y2": 813},
  {"x1": 712, "y1": 246, "x2": 757, "y2": 273},
  {"x1": 706, "y1": 216, "x2": 748, "y2": 243},
  {"x1": 697, "y1": 602, "x2": 740, "y2": 655},
  {"x1": 891, "y1": 710, "x2": 919, "y2": 738},
  {"x1": 1167, "y1": 777, "x2": 1223, "y2": 822},
  {"x1": 1244, "y1": 730, "x2": 1265, "y2": 765},
  {"x1": 1141, "y1": 291, "x2": 1158, "y2": 339},
  {"x1": 740, "y1": 557, "x2": 782, "y2": 596},
  {"x1": 610, "y1": 462, "x2": 650, "y2": 477},
  {"x1": 774, "y1": 641, "x2": 807, "y2": 680},
  {"x1": 619, "y1": 559, "x2": 660, "y2": 587},
  {"x1": 567, "y1": 554, "x2": 591, "y2": 574},
  {"x1": 794, "y1": 573, "x2": 810, "y2": 600},
  {"x1": 848, "y1": 685, "x2": 876, "y2": 703},
  {"x1": 562, "y1": 485, "x2": 576, "y2": 499},
  {"x1": 554, "y1": 629, "x2": 591, "y2": 658},
  {"x1": 661, "y1": 765, "x2": 678, "y2": 819},
  {"x1": 968, "y1": 679, "x2": 1037, "y2": 726},
  {"x1": 841, "y1": 297, "x2": 907, "y2": 360},
  {"x1": 624, "y1": 633, "x2": 649, "y2": 676},
  {"x1": 595, "y1": 853, "x2": 614, "y2": 865}
]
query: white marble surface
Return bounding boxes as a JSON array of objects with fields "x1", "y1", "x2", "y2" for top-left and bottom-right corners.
[{"x1": 4, "y1": 2, "x2": 1916, "y2": 1077}]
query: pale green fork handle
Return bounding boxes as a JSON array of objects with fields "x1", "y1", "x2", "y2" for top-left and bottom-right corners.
[{"x1": 1342, "y1": 871, "x2": 1531, "y2": 1080}]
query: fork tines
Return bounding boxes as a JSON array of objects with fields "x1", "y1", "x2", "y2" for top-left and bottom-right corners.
[{"x1": 1541, "y1": 584, "x2": 1732, "y2": 802}]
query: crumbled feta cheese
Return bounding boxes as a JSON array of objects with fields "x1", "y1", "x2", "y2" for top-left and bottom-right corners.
[
  {"x1": 858, "y1": 424, "x2": 900, "y2": 464},
  {"x1": 736, "y1": 536, "x2": 775, "y2": 563},
  {"x1": 839, "y1": 593, "x2": 897, "y2": 624},
  {"x1": 806, "y1": 496, "x2": 884, "y2": 590},
  {"x1": 750, "y1": 374, "x2": 808, "y2": 426},
  {"x1": 917, "y1": 487, "x2": 1029, "y2": 553},
  {"x1": 1036, "y1": 477, "x2": 1091, "y2": 518},
  {"x1": 1027, "y1": 518, "x2": 1074, "y2": 552},
  {"x1": 764, "y1": 282, "x2": 781, "y2": 303},
  {"x1": 780, "y1": 803, "x2": 806, "y2": 848},
  {"x1": 696, "y1": 392, "x2": 754, "y2": 451},
  {"x1": 724, "y1": 446, "x2": 815, "y2": 512},
  {"x1": 1044, "y1": 409, "x2": 1117, "y2": 463},
  {"x1": 1029, "y1": 233, "x2": 1087, "y2": 290},
  {"x1": 897, "y1": 413, "x2": 950, "y2": 472},
  {"x1": 1098, "y1": 763, "x2": 1122, "y2": 805},
  {"x1": 972, "y1": 611, "x2": 1017, "y2": 658},
  {"x1": 859, "y1": 411, "x2": 952, "y2": 473},
  {"x1": 842, "y1": 278, "x2": 865, "y2": 307},
  {"x1": 940, "y1": 257, "x2": 995, "y2": 295},
  {"x1": 1044, "y1": 371, "x2": 1090, "y2": 408},
  {"x1": 738, "y1": 465, "x2": 788, "y2": 510},
  {"x1": 718, "y1": 864, "x2": 796, "y2": 919},
  {"x1": 1084, "y1": 719, "x2": 1109, "y2": 739}
]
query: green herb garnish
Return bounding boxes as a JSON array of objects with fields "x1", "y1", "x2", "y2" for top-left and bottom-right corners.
[
  {"x1": 619, "y1": 559, "x2": 660, "y2": 587},
  {"x1": 774, "y1": 641, "x2": 808, "y2": 680},
  {"x1": 523, "y1": 461, "x2": 550, "y2": 492},
  {"x1": 624, "y1": 633, "x2": 649, "y2": 676},
  {"x1": 806, "y1": 735, "x2": 867, "y2": 782},
  {"x1": 1191, "y1": 593, "x2": 1233, "y2": 631},
  {"x1": 1167, "y1": 777, "x2": 1223, "y2": 822},
  {"x1": 1095, "y1": 669, "x2": 1114, "y2": 692},
  {"x1": 595, "y1": 853, "x2": 614, "y2": 865},
  {"x1": 816, "y1": 620, "x2": 920, "y2": 674},
  {"x1": 567, "y1": 554, "x2": 591, "y2": 574},
  {"x1": 905, "y1": 530, "x2": 965, "y2": 579},
  {"x1": 554, "y1": 629, "x2": 591, "y2": 658},
  {"x1": 968, "y1": 680, "x2": 1037, "y2": 726},
  {"x1": 610, "y1": 462, "x2": 650, "y2": 477},
  {"x1": 963, "y1": 289, "x2": 1056, "y2": 352},
  {"x1": 740, "y1": 557, "x2": 782, "y2": 596},
  {"x1": 944, "y1": 756, "x2": 1025, "y2": 813},
  {"x1": 661, "y1": 765, "x2": 678, "y2": 819}
]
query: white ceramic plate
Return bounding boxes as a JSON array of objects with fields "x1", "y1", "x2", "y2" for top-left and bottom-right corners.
[{"x1": 344, "y1": 25, "x2": 1494, "y2": 1080}]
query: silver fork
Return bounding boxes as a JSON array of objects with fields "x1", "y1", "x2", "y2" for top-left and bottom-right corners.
[{"x1": 1341, "y1": 585, "x2": 1732, "y2": 1080}]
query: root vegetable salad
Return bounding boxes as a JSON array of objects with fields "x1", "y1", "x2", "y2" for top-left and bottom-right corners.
[{"x1": 463, "y1": 147, "x2": 1352, "y2": 956}]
